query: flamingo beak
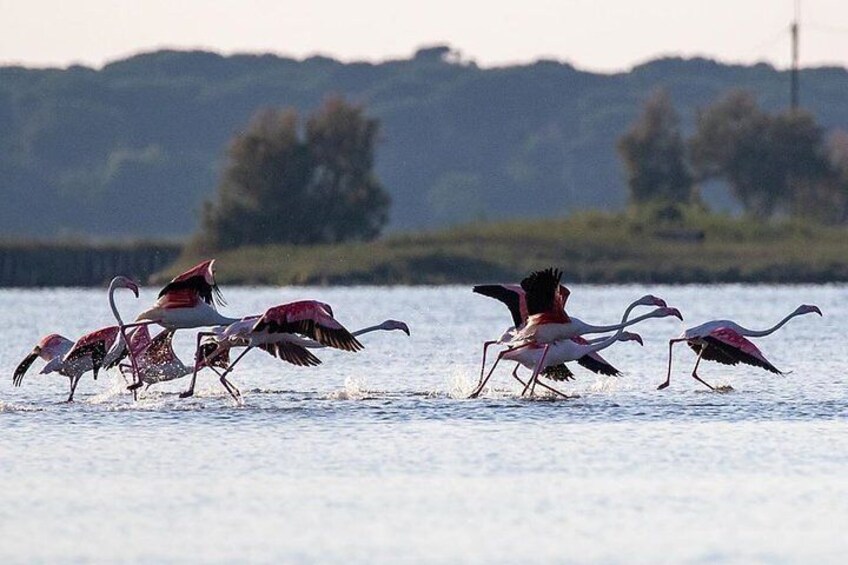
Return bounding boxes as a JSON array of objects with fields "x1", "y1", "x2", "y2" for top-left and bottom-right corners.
[
  {"x1": 632, "y1": 334, "x2": 644, "y2": 346},
  {"x1": 670, "y1": 308, "x2": 683, "y2": 320},
  {"x1": 812, "y1": 306, "x2": 823, "y2": 316},
  {"x1": 398, "y1": 322, "x2": 411, "y2": 336},
  {"x1": 130, "y1": 282, "x2": 140, "y2": 298},
  {"x1": 653, "y1": 297, "x2": 667, "y2": 308}
]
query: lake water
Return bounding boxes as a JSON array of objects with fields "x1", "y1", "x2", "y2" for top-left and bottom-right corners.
[{"x1": 0, "y1": 285, "x2": 846, "y2": 563}]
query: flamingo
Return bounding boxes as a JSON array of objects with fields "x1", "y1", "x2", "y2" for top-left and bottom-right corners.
[
  {"x1": 657, "y1": 304, "x2": 822, "y2": 391},
  {"x1": 469, "y1": 306, "x2": 682, "y2": 398},
  {"x1": 12, "y1": 276, "x2": 140, "y2": 402},
  {"x1": 106, "y1": 325, "x2": 230, "y2": 390},
  {"x1": 107, "y1": 261, "x2": 240, "y2": 390},
  {"x1": 13, "y1": 326, "x2": 123, "y2": 402},
  {"x1": 470, "y1": 331, "x2": 644, "y2": 399},
  {"x1": 181, "y1": 301, "x2": 409, "y2": 401},
  {"x1": 473, "y1": 270, "x2": 672, "y2": 386}
]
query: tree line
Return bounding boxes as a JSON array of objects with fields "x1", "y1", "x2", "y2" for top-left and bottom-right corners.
[
  {"x1": 618, "y1": 89, "x2": 848, "y2": 222},
  {"x1": 3, "y1": 48, "x2": 848, "y2": 239}
]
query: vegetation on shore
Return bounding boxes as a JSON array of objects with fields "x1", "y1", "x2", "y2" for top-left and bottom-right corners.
[
  {"x1": 0, "y1": 241, "x2": 180, "y2": 287},
  {"x1": 159, "y1": 211, "x2": 848, "y2": 286}
]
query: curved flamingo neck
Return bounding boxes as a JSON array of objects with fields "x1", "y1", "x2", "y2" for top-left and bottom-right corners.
[
  {"x1": 584, "y1": 301, "x2": 638, "y2": 355},
  {"x1": 108, "y1": 279, "x2": 127, "y2": 325},
  {"x1": 736, "y1": 310, "x2": 806, "y2": 338},
  {"x1": 576, "y1": 298, "x2": 649, "y2": 335}
]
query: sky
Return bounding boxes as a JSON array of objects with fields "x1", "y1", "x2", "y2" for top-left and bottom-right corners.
[{"x1": 2, "y1": 0, "x2": 848, "y2": 72}]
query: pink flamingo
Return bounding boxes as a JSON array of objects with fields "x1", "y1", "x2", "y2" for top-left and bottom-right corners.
[
  {"x1": 181, "y1": 300, "x2": 405, "y2": 401},
  {"x1": 107, "y1": 325, "x2": 231, "y2": 391},
  {"x1": 13, "y1": 326, "x2": 123, "y2": 402},
  {"x1": 473, "y1": 269, "x2": 672, "y2": 386},
  {"x1": 470, "y1": 331, "x2": 645, "y2": 399},
  {"x1": 108, "y1": 261, "x2": 240, "y2": 390},
  {"x1": 13, "y1": 276, "x2": 140, "y2": 401},
  {"x1": 657, "y1": 304, "x2": 822, "y2": 391},
  {"x1": 470, "y1": 306, "x2": 682, "y2": 398}
]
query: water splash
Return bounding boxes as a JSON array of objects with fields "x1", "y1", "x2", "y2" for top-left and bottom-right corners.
[{"x1": 326, "y1": 376, "x2": 370, "y2": 400}]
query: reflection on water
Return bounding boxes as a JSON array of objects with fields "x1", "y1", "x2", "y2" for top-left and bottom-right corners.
[{"x1": 0, "y1": 285, "x2": 846, "y2": 562}]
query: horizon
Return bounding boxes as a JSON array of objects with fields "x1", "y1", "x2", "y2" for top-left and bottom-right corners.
[
  {"x1": 3, "y1": 44, "x2": 848, "y2": 75},
  {"x1": 3, "y1": 1, "x2": 848, "y2": 73}
]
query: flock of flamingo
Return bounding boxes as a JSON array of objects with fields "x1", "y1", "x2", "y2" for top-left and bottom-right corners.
[{"x1": 12, "y1": 262, "x2": 822, "y2": 403}]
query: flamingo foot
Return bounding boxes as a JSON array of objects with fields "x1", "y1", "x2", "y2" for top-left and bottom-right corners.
[
  {"x1": 127, "y1": 381, "x2": 143, "y2": 391},
  {"x1": 657, "y1": 381, "x2": 670, "y2": 390},
  {"x1": 179, "y1": 390, "x2": 195, "y2": 399}
]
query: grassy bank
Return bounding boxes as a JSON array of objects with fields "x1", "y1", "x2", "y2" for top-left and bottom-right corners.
[{"x1": 159, "y1": 212, "x2": 848, "y2": 285}]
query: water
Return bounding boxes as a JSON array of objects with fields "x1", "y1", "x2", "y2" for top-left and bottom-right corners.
[{"x1": 0, "y1": 285, "x2": 846, "y2": 563}]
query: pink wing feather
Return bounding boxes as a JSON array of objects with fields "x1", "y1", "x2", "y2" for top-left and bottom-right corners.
[{"x1": 252, "y1": 300, "x2": 363, "y2": 352}]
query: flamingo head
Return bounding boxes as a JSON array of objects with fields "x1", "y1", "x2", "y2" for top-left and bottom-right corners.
[
  {"x1": 110, "y1": 275, "x2": 140, "y2": 298},
  {"x1": 619, "y1": 331, "x2": 644, "y2": 346},
  {"x1": 635, "y1": 295, "x2": 667, "y2": 308},
  {"x1": 657, "y1": 307, "x2": 684, "y2": 321},
  {"x1": 379, "y1": 320, "x2": 411, "y2": 335},
  {"x1": 795, "y1": 304, "x2": 823, "y2": 317}
]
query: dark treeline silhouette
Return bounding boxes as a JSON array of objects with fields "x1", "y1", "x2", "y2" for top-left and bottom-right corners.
[
  {"x1": 2, "y1": 46, "x2": 848, "y2": 238},
  {"x1": 618, "y1": 88, "x2": 848, "y2": 222},
  {"x1": 0, "y1": 242, "x2": 180, "y2": 286}
]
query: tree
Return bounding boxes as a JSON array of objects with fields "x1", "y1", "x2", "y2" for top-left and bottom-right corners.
[
  {"x1": 690, "y1": 90, "x2": 830, "y2": 219},
  {"x1": 200, "y1": 97, "x2": 390, "y2": 248},
  {"x1": 617, "y1": 89, "x2": 693, "y2": 206}
]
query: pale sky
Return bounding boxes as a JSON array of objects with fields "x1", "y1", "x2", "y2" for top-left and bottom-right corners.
[{"x1": 2, "y1": 0, "x2": 848, "y2": 72}]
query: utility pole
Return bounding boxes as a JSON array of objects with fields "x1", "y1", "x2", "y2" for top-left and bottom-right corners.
[{"x1": 790, "y1": 0, "x2": 800, "y2": 110}]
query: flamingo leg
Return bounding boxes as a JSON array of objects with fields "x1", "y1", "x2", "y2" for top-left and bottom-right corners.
[
  {"x1": 690, "y1": 346, "x2": 715, "y2": 391},
  {"x1": 213, "y1": 347, "x2": 252, "y2": 402},
  {"x1": 469, "y1": 349, "x2": 507, "y2": 399},
  {"x1": 522, "y1": 344, "x2": 550, "y2": 398},
  {"x1": 477, "y1": 340, "x2": 498, "y2": 387},
  {"x1": 512, "y1": 366, "x2": 570, "y2": 399},
  {"x1": 67, "y1": 375, "x2": 82, "y2": 402},
  {"x1": 118, "y1": 320, "x2": 154, "y2": 400},
  {"x1": 658, "y1": 338, "x2": 686, "y2": 390},
  {"x1": 180, "y1": 331, "x2": 218, "y2": 399}
]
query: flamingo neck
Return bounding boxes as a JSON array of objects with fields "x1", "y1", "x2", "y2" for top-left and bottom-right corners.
[
  {"x1": 577, "y1": 298, "x2": 647, "y2": 334},
  {"x1": 108, "y1": 279, "x2": 126, "y2": 325},
  {"x1": 584, "y1": 302, "x2": 636, "y2": 355},
  {"x1": 737, "y1": 311, "x2": 804, "y2": 338}
]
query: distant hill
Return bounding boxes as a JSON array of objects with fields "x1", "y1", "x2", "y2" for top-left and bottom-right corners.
[{"x1": 1, "y1": 47, "x2": 847, "y2": 238}]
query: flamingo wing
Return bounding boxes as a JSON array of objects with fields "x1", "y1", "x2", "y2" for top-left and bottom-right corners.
[
  {"x1": 696, "y1": 328, "x2": 782, "y2": 374},
  {"x1": 63, "y1": 326, "x2": 121, "y2": 379},
  {"x1": 542, "y1": 363, "x2": 575, "y2": 381},
  {"x1": 141, "y1": 329, "x2": 182, "y2": 368},
  {"x1": 520, "y1": 267, "x2": 562, "y2": 315},
  {"x1": 473, "y1": 284, "x2": 526, "y2": 327},
  {"x1": 569, "y1": 336, "x2": 621, "y2": 376},
  {"x1": 253, "y1": 301, "x2": 363, "y2": 352},
  {"x1": 196, "y1": 337, "x2": 231, "y2": 370},
  {"x1": 157, "y1": 259, "x2": 225, "y2": 308},
  {"x1": 259, "y1": 342, "x2": 323, "y2": 367}
]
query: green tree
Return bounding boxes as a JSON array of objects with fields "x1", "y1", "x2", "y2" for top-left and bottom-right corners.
[
  {"x1": 617, "y1": 89, "x2": 693, "y2": 206},
  {"x1": 200, "y1": 97, "x2": 390, "y2": 248},
  {"x1": 690, "y1": 90, "x2": 830, "y2": 219}
]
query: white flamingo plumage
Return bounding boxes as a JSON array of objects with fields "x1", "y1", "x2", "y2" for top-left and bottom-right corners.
[{"x1": 658, "y1": 304, "x2": 823, "y2": 391}]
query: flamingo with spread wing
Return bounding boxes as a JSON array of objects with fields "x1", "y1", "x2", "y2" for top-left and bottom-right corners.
[{"x1": 657, "y1": 304, "x2": 822, "y2": 391}]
